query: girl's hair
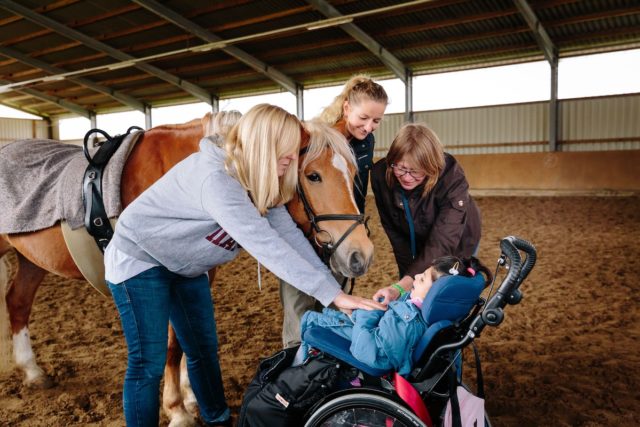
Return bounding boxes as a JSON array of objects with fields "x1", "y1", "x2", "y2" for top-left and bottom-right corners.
[
  {"x1": 385, "y1": 122, "x2": 445, "y2": 197},
  {"x1": 318, "y1": 74, "x2": 388, "y2": 125},
  {"x1": 431, "y1": 255, "x2": 493, "y2": 288},
  {"x1": 203, "y1": 110, "x2": 242, "y2": 141},
  {"x1": 224, "y1": 104, "x2": 302, "y2": 215}
]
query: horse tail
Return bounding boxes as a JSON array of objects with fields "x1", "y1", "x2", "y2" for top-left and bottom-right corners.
[{"x1": 0, "y1": 250, "x2": 12, "y2": 372}]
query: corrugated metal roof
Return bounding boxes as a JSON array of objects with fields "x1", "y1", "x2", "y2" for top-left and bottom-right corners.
[{"x1": 0, "y1": 0, "x2": 639, "y2": 118}]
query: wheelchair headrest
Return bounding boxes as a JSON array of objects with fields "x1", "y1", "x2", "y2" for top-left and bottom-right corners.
[{"x1": 421, "y1": 273, "x2": 485, "y2": 326}]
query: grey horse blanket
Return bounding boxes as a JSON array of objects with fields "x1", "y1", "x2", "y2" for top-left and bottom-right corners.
[{"x1": 0, "y1": 131, "x2": 142, "y2": 233}]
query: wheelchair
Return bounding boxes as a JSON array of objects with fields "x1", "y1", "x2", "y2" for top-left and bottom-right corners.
[{"x1": 301, "y1": 236, "x2": 537, "y2": 427}]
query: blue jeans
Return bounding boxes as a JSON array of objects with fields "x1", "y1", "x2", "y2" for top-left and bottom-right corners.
[{"x1": 108, "y1": 266, "x2": 230, "y2": 426}]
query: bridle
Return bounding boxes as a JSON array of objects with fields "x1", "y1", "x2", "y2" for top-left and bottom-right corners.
[{"x1": 296, "y1": 145, "x2": 369, "y2": 265}]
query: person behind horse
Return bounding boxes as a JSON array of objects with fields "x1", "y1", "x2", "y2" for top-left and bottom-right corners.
[
  {"x1": 280, "y1": 74, "x2": 389, "y2": 349},
  {"x1": 104, "y1": 104, "x2": 385, "y2": 427},
  {"x1": 371, "y1": 122, "x2": 482, "y2": 304},
  {"x1": 299, "y1": 256, "x2": 492, "y2": 376}
]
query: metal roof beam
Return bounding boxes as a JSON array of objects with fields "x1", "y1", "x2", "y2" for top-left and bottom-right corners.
[
  {"x1": 131, "y1": 0, "x2": 298, "y2": 95},
  {"x1": 0, "y1": 0, "x2": 214, "y2": 105},
  {"x1": 305, "y1": 0, "x2": 408, "y2": 83},
  {"x1": 0, "y1": 79, "x2": 92, "y2": 118},
  {"x1": 0, "y1": 45, "x2": 146, "y2": 113},
  {"x1": 513, "y1": 0, "x2": 557, "y2": 64},
  {"x1": 513, "y1": 0, "x2": 559, "y2": 151}
]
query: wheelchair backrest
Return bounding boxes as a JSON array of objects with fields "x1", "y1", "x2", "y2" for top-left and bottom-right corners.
[{"x1": 412, "y1": 274, "x2": 485, "y2": 363}]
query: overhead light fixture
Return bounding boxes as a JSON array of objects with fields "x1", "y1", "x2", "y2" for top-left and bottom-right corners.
[
  {"x1": 107, "y1": 61, "x2": 136, "y2": 71},
  {"x1": 42, "y1": 75, "x2": 66, "y2": 82},
  {"x1": 306, "y1": 16, "x2": 353, "y2": 31},
  {"x1": 191, "y1": 42, "x2": 227, "y2": 53}
]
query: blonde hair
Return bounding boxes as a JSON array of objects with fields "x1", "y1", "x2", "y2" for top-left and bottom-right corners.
[
  {"x1": 224, "y1": 104, "x2": 302, "y2": 214},
  {"x1": 301, "y1": 120, "x2": 357, "y2": 171},
  {"x1": 318, "y1": 74, "x2": 388, "y2": 125},
  {"x1": 203, "y1": 110, "x2": 242, "y2": 141},
  {"x1": 385, "y1": 123, "x2": 445, "y2": 197}
]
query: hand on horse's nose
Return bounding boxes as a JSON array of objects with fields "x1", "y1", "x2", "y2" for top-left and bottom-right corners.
[{"x1": 349, "y1": 251, "x2": 367, "y2": 276}]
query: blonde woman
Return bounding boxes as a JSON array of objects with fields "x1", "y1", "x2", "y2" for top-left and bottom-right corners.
[
  {"x1": 319, "y1": 74, "x2": 388, "y2": 213},
  {"x1": 105, "y1": 104, "x2": 383, "y2": 427},
  {"x1": 371, "y1": 123, "x2": 481, "y2": 305},
  {"x1": 280, "y1": 75, "x2": 388, "y2": 349}
]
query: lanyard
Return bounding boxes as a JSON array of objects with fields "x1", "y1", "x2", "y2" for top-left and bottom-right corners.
[{"x1": 399, "y1": 188, "x2": 416, "y2": 260}]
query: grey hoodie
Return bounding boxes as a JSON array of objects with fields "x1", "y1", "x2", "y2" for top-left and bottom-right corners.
[{"x1": 109, "y1": 137, "x2": 340, "y2": 306}]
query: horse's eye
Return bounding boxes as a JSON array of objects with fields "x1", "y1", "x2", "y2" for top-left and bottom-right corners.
[{"x1": 306, "y1": 172, "x2": 322, "y2": 183}]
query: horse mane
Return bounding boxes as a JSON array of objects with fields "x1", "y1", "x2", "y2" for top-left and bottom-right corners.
[{"x1": 301, "y1": 120, "x2": 357, "y2": 171}]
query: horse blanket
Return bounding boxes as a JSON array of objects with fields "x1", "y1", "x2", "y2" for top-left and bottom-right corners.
[{"x1": 0, "y1": 131, "x2": 142, "y2": 234}]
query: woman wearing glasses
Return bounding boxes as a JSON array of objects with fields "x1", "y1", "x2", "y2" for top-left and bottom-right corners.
[{"x1": 371, "y1": 122, "x2": 481, "y2": 304}]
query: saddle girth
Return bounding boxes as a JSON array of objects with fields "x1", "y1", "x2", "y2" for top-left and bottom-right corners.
[{"x1": 82, "y1": 126, "x2": 142, "y2": 252}]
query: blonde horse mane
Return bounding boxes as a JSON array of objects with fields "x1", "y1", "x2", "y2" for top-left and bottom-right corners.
[
  {"x1": 0, "y1": 253, "x2": 12, "y2": 372},
  {"x1": 301, "y1": 120, "x2": 357, "y2": 171}
]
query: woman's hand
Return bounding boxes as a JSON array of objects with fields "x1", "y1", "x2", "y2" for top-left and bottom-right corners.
[
  {"x1": 372, "y1": 275, "x2": 414, "y2": 305},
  {"x1": 332, "y1": 292, "x2": 386, "y2": 315},
  {"x1": 372, "y1": 286, "x2": 400, "y2": 305}
]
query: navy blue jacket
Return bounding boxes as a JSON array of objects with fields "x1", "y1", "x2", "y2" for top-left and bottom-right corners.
[{"x1": 350, "y1": 133, "x2": 375, "y2": 213}]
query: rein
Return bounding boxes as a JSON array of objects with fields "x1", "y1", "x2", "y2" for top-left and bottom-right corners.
[{"x1": 296, "y1": 145, "x2": 369, "y2": 266}]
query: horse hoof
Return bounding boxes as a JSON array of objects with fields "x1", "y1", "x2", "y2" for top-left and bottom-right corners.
[
  {"x1": 24, "y1": 375, "x2": 54, "y2": 389},
  {"x1": 167, "y1": 412, "x2": 197, "y2": 427},
  {"x1": 183, "y1": 398, "x2": 199, "y2": 416}
]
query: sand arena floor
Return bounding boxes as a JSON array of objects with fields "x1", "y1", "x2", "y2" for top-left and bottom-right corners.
[{"x1": 1, "y1": 195, "x2": 639, "y2": 426}]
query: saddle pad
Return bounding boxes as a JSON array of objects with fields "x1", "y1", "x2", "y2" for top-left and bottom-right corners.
[{"x1": 0, "y1": 131, "x2": 142, "y2": 234}]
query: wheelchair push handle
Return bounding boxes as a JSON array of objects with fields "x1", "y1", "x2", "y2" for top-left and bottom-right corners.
[{"x1": 501, "y1": 236, "x2": 537, "y2": 291}]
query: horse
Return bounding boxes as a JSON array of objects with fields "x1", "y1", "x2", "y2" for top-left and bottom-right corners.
[{"x1": 0, "y1": 113, "x2": 374, "y2": 426}]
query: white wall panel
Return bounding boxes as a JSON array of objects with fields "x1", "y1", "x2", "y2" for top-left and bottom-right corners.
[
  {"x1": 0, "y1": 118, "x2": 48, "y2": 146},
  {"x1": 372, "y1": 93, "x2": 640, "y2": 157}
]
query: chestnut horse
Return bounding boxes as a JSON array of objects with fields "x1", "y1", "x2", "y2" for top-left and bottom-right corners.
[{"x1": 0, "y1": 114, "x2": 373, "y2": 426}]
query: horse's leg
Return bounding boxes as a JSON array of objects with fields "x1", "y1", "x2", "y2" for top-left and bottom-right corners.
[
  {"x1": 0, "y1": 239, "x2": 13, "y2": 372},
  {"x1": 179, "y1": 353, "x2": 198, "y2": 415},
  {"x1": 5, "y1": 251, "x2": 51, "y2": 388},
  {"x1": 163, "y1": 325, "x2": 197, "y2": 427}
]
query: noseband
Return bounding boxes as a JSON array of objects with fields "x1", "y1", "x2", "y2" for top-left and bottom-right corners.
[{"x1": 297, "y1": 145, "x2": 369, "y2": 265}]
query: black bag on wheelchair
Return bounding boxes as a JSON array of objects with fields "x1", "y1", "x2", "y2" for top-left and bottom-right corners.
[{"x1": 237, "y1": 346, "x2": 345, "y2": 427}]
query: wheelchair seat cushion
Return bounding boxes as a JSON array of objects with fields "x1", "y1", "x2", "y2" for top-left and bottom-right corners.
[{"x1": 302, "y1": 327, "x2": 390, "y2": 377}]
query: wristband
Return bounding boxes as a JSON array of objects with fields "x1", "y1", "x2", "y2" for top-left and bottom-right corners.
[{"x1": 391, "y1": 283, "x2": 407, "y2": 297}]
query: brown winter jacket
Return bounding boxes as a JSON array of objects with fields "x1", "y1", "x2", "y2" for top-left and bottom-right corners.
[{"x1": 371, "y1": 153, "x2": 481, "y2": 278}]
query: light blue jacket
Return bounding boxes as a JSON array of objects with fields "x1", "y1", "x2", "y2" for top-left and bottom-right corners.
[{"x1": 301, "y1": 294, "x2": 427, "y2": 376}]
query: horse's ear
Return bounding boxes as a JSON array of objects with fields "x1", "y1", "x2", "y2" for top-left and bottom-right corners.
[
  {"x1": 201, "y1": 112, "x2": 213, "y2": 136},
  {"x1": 300, "y1": 126, "x2": 311, "y2": 151}
]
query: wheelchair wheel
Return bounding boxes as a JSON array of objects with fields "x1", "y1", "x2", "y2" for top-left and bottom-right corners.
[{"x1": 304, "y1": 392, "x2": 426, "y2": 427}]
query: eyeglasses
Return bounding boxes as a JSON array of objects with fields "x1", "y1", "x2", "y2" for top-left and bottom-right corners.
[{"x1": 390, "y1": 164, "x2": 426, "y2": 180}]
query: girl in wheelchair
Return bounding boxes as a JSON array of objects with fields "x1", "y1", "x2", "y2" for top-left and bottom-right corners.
[{"x1": 297, "y1": 256, "x2": 492, "y2": 376}]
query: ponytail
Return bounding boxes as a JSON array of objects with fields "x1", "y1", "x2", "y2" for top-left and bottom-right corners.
[
  {"x1": 318, "y1": 74, "x2": 388, "y2": 125},
  {"x1": 432, "y1": 255, "x2": 493, "y2": 288}
]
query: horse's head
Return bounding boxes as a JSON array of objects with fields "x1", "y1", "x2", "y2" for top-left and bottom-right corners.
[{"x1": 286, "y1": 121, "x2": 374, "y2": 278}]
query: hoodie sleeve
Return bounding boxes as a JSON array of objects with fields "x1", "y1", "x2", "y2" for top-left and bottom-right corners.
[
  {"x1": 265, "y1": 206, "x2": 335, "y2": 283},
  {"x1": 200, "y1": 173, "x2": 341, "y2": 306}
]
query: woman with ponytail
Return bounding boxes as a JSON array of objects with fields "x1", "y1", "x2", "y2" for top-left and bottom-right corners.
[{"x1": 280, "y1": 75, "x2": 388, "y2": 349}]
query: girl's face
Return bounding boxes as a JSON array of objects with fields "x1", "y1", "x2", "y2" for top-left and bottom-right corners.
[
  {"x1": 342, "y1": 99, "x2": 386, "y2": 140},
  {"x1": 412, "y1": 267, "x2": 436, "y2": 300},
  {"x1": 392, "y1": 155, "x2": 427, "y2": 191},
  {"x1": 277, "y1": 152, "x2": 298, "y2": 177}
]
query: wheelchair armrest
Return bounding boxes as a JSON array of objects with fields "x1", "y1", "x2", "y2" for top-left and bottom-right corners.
[{"x1": 302, "y1": 327, "x2": 390, "y2": 377}]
